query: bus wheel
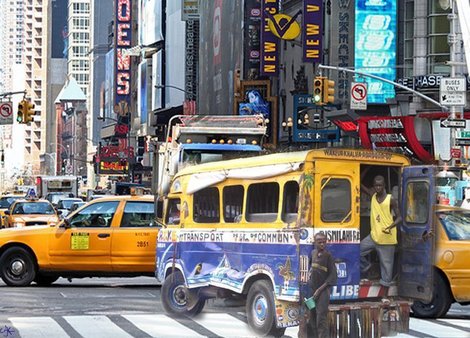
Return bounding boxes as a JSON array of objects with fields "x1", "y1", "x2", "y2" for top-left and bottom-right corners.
[
  {"x1": 246, "y1": 280, "x2": 285, "y2": 337},
  {"x1": 161, "y1": 271, "x2": 205, "y2": 317},
  {"x1": 412, "y1": 272, "x2": 452, "y2": 318},
  {"x1": 0, "y1": 247, "x2": 36, "y2": 286}
]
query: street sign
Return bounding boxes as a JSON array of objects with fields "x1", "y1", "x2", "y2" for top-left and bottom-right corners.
[
  {"x1": 0, "y1": 102, "x2": 13, "y2": 125},
  {"x1": 440, "y1": 77, "x2": 467, "y2": 106},
  {"x1": 350, "y1": 82, "x2": 367, "y2": 110},
  {"x1": 451, "y1": 148, "x2": 462, "y2": 159},
  {"x1": 457, "y1": 131, "x2": 470, "y2": 138},
  {"x1": 456, "y1": 138, "x2": 470, "y2": 146},
  {"x1": 440, "y1": 118, "x2": 466, "y2": 128}
]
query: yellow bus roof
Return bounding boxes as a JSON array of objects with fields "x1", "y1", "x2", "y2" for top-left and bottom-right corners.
[{"x1": 175, "y1": 148, "x2": 410, "y2": 178}]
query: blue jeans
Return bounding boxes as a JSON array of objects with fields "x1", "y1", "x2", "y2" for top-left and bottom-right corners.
[{"x1": 360, "y1": 234, "x2": 395, "y2": 287}]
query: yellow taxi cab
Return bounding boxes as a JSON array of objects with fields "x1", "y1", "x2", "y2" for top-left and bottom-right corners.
[
  {"x1": 3, "y1": 198, "x2": 60, "y2": 228},
  {"x1": 412, "y1": 205, "x2": 470, "y2": 317},
  {"x1": 0, "y1": 194, "x2": 157, "y2": 286},
  {"x1": 0, "y1": 194, "x2": 26, "y2": 228}
]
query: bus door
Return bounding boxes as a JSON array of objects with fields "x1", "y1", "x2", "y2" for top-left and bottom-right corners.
[
  {"x1": 314, "y1": 161, "x2": 359, "y2": 299},
  {"x1": 398, "y1": 165, "x2": 435, "y2": 302}
]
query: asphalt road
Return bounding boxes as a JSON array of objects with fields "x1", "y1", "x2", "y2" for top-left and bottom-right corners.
[{"x1": 1, "y1": 277, "x2": 470, "y2": 337}]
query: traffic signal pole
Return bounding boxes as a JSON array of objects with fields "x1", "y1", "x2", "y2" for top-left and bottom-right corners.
[{"x1": 318, "y1": 64, "x2": 447, "y2": 110}]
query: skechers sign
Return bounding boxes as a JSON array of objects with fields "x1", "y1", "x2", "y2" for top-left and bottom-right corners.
[{"x1": 355, "y1": 0, "x2": 396, "y2": 103}]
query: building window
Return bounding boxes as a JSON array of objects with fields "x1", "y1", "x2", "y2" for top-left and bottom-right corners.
[
  {"x1": 403, "y1": 0, "x2": 414, "y2": 77},
  {"x1": 428, "y1": 1, "x2": 451, "y2": 74}
]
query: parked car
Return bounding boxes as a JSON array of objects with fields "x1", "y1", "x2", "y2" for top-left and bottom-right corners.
[
  {"x1": 56, "y1": 198, "x2": 84, "y2": 218},
  {"x1": 0, "y1": 195, "x2": 157, "y2": 286},
  {"x1": 412, "y1": 205, "x2": 470, "y2": 317}
]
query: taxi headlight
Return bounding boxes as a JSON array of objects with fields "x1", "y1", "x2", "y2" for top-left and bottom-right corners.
[{"x1": 13, "y1": 222, "x2": 25, "y2": 227}]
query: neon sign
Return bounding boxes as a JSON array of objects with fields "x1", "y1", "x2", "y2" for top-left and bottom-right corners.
[{"x1": 355, "y1": 0, "x2": 396, "y2": 103}]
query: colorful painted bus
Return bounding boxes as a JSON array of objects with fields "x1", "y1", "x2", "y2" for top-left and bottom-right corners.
[{"x1": 156, "y1": 149, "x2": 435, "y2": 337}]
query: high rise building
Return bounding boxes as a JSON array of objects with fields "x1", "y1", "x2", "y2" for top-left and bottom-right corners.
[{"x1": 23, "y1": 0, "x2": 48, "y2": 176}]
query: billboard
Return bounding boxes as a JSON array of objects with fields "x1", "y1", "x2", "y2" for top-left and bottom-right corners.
[
  {"x1": 355, "y1": 0, "x2": 397, "y2": 104},
  {"x1": 199, "y1": 0, "x2": 243, "y2": 115},
  {"x1": 139, "y1": 0, "x2": 164, "y2": 46},
  {"x1": 51, "y1": 0, "x2": 68, "y2": 59}
]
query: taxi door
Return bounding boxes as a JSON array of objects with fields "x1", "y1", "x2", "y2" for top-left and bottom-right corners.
[
  {"x1": 398, "y1": 165, "x2": 435, "y2": 302},
  {"x1": 110, "y1": 199, "x2": 157, "y2": 272},
  {"x1": 48, "y1": 200, "x2": 119, "y2": 271}
]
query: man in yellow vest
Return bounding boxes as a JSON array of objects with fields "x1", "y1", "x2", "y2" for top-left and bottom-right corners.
[{"x1": 360, "y1": 175, "x2": 402, "y2": 299}]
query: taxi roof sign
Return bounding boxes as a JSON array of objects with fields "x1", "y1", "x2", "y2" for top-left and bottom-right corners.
[{"x1": 26, "y1": 187, "x2": 37, "y2": 198}]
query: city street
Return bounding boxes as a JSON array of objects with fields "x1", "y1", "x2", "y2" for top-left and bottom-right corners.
[{"x1": 1, "y1": 277, "x2": 469, "y2": 337}]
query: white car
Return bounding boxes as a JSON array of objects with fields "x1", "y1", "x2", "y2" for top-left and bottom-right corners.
[{"x1": 56, "y1": 198, "x2": 84, "y2": 218}]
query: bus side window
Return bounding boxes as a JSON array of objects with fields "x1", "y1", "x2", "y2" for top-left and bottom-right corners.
[
  {"x1": 282, "y1": 181, "x2": 299, "y2": 223},
  {"x1": 321, "y1": 178, "x2": 351, "y2": 222},
  {"x1": 223, "y1": 185, "x2": 244, "y2": 223},
  {"x1": 166, "y1": 198, "x2": 181, "y2": 225},
  {"x1": 193, "y1": 187, "x2": 220, "y2": 223},
  {"x1": 246, "y1": 182, "x2": 279, "y2": 222}
]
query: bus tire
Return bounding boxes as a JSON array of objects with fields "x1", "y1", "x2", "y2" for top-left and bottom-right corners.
[
  {"x1": 161, "y1": 270, "x2": 205, "y2": 317},
  {"x1": 246, "y1": 280, "x2": 285, "y2": 337},
  {"x1": 0, "y1": 247, "x2": 36, "y2": 286},
  {"x1": 412, "y1": 272, "x2": 452, "y2": 318}
]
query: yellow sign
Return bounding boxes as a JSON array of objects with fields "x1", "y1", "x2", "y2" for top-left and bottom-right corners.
[
  {"x1": 267, "y1": 13, "x2": 301, "y2": 40},
  {"x1": 71, "y1": 232, "x2": 90, "y2": 250}
]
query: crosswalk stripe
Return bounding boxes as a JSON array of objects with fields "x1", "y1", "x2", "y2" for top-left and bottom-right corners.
[
  {"x1": 192, "y1": 313, "x2": 255, "y2": 337},
  {"x1": 9, "y1": 317, "x2": 69, "y2": 338},
  {"x1": 64, "y1": 315, "x2": 133, "y2": 338},
  {"x1": 405, "y1": 318, "x2": 470, "y2": 338},
  {"x1": 436, "y1": 318, "x2": 470, "y2": 330},
  {"x1": 7, "y1": 313, "x2": 470, "y2": 338},
  {"x1": 122, "y1": 314, "x2": 204, "y2": 337}
]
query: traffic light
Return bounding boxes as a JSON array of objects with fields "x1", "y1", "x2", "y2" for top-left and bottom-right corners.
[
  {"x1": 313, "y1": 76, "x2": 325, "y2": 105},
  {"x1": 323, "y1": 78, "x2": 335, "y2": 104},
  {"x1": 24, "y1": 100, "x2": 35, "y2": 123},
  {"x1": 17, "y1": 100, "x2": 26, "y2": 123}
]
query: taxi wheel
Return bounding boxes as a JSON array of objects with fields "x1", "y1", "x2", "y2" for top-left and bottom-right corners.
[
  {"x1": 246, "y1": 280, "x2": 285, "y2": 337},
  {"x1": 412, "y1": 272, "x2": 452, "y2": 318},
  {"x1": 34, "y1": 273, "x2": 59, "y2": 286},
  {"x1": 161, "y1": 271, "x2": 205, "y2": 317},
  {"x1": 0, "y1": 247, "x2": 37, "y2": 286}
]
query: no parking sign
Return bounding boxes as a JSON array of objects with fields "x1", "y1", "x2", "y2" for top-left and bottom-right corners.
[{"x1": 0, "y1": 102, "x2": 13, "y2": 125}]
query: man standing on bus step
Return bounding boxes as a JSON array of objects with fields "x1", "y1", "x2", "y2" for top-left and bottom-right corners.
[
  {"x1": 307, "y1": 232, "x2": 337, "y2": 338},
  {"x1": 360, "y1": 175, "x2": 402, "y2": 302}
]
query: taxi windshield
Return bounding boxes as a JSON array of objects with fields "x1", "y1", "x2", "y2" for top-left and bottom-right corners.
[
  {"x1": 13, "y1": 202, "x2": 56, "y2": 215},
  {"x1": 438, "y1": 211, "x2": 470, "y2": 240}
]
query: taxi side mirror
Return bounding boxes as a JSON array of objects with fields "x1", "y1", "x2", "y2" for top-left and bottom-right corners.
[
  {"x1": 4, "y1": 210, "x2": 9, "y2": 215},
  {"x1": 62, "y1": 218, "x2": 72, "y2": 229}
]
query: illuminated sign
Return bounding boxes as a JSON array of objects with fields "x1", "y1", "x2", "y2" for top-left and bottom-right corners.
[
  {"x1": 303, "y1": 0, "x2": 323, "y2": 63},
  {"x1": 115, "y1": 0, "x2": 132, "y2": 117},
  {"x1": 355, "y1": 0, "x2": 396, "y2": 103},
  {"x1": 260, "y1": 0, "x2": 280, "y2": 76},
  {"x1": 357, "y1": 116, "x2": 433, "y2": 163},
  {"x1": 292, "y1": 95, "x2": 340, "y2": 143}
]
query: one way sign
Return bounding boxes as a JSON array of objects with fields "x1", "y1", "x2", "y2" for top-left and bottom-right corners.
[{"x1": 440, "y1": 118, "x2": 466, "y2": 128}]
